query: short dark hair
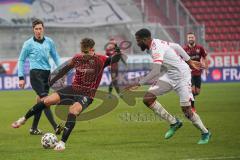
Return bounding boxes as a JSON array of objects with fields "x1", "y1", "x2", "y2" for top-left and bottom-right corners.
[
  {"x1": 187, "y1": 32, "x2": 195, "y2": 35},
  {"x1": 81, "y1": 38, "x2": 95, "y2": 53},
  {"x1": 32, "y1": 18, "x2": 44, "y2": 28},
  {"x1": 135, "y1": 28, "x2": 151, "y2": 38}
]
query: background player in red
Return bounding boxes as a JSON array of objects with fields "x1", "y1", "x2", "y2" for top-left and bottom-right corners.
[
  {"x1": 105, "y1": 38, "x2": 126, "y2": 98},
  {"x1": 11, "y1": 38, "x2": 123, "y2": 151},
  {"x1": 183, "y1": 32, "x2": 208, "y2": 111}
]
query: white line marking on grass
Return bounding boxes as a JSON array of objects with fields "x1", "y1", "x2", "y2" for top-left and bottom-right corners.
[{"x1": 183, "y1": 156, "x2": 240, "y2": 160}]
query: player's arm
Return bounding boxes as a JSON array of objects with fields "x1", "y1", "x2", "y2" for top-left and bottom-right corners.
[
  {"x1": 169, "y1": 42, "x2": 202, "y2": 70},
  {"x1": 169, "y1": 42, "x2": 190, "y2": 61},
  {"x1": 203, "y1": 56, "x2": 208, "y2": 70},
  {"x1": 114, "y1": 44, "x2": 127, "y2": 66},
  {"x1": 201, "y1": 47, "x2": 209, "y2": 71},
  {"x1": 139, "y1": 63, "x2": 162, "y2": 85},
  {"x1": 125, "y1": 63, "x2": 162, "y2": 91},
  {"x1": 50, "y1": 40, "x2": 61, "y2": 67},
  {"x1": 104, "y1": 53, "x2": 125, "y2": 67},
  {"x1": 49, "y1": 59, "x2": 74, "y2": 87},
  {"x1": 18, "y1": 42, "x2": 29, "y2": 88}
]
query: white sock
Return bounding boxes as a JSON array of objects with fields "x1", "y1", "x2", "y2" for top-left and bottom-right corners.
[
  {"x1": 151, "y1": 101, "x2": 177, "y2": 124},
  {"x1": 190, "y1": 112, "x2": 208, "y2": 134}
]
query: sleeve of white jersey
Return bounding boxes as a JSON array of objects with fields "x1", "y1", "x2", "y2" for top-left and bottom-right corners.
[
  {"x1": 169, "y1": 42, "x2": 190, "y2": 61},
  {"x1": 139, "y1": 63, "x2": 162, "y2": 85},
  {"x1": 151, "y1": 44, "x2": 164, "y2": 65}
]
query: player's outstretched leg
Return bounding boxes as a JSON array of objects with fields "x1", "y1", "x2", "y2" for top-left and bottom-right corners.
[
  {"x1": 11, "y1": 93, "x2": 60, "y2": 129},
  {"x1": 11, "y1": 102, "x2": 47, "y2": 128},
  {"x1": 54, "y1": 102, "x2": 82, "y2": 151},
  {"x1": 143, "y1": 92, "x2": 182, "y2": 139},
  {"x1": 182, "y1": 106, "x2": 211, "y2": 144},
  {"x1": 11, "y1": 116, "x2": 26, "y2": 128}
]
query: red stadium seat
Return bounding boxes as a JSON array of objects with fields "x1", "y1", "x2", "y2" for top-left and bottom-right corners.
[
  {"x1": 214, "y1": 47, "x2": 220, "y2": 52},
  {"x1": 221, "y1": 47, "x2": 228, "y2": 52},
  {"x1": 227, "y1": 6, "x2": 234, "y2": 13},
  {"x1": 199, "y1": 1, "x2": 207, "y2": 7},
  {"x1": 205, "y1": 7, "x2": 212, "y2": 13},
  {"x1": 206, "y1": 1, "x2": 214, "y2": 7},
  {"x1": 220, "y1": 7, "x2": 227, "y2": 13},
  {"x1": 206, "y1": 27, "x2": 212, "y2": 33},
  {"x1": 229, "y1": 47, "x2": 236, "y2": 52},
  {"x1": 213, "y1": 27, "x2": 220, "y2": 33}
]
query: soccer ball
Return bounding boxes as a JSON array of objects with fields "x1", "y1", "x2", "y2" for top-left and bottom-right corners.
[{"x1": 41, "y1": 133, "x2": 58, "y2": 149}]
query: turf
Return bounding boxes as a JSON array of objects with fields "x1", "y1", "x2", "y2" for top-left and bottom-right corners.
[{"x1": 0, "y1": 83, "x2": 240, "y2": 160}]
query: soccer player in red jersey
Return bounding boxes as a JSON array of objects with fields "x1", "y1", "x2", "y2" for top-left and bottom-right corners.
[
  {"x1": 11, "y1": 38, "x2": 123, "y2": 151},
  {"x1": 183, "y1": 32, "x2": 208, "y2": 111},
  {"x1": 105, "y1": 38, "x2": 126, "y2": 98}
]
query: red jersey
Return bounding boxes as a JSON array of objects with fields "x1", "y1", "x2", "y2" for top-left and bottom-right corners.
[
  {"x1": 72, "y1": 53, "x2": 109, "y2": 98},
  {"x1": 183, "y1": 44, "x2": 207, "y2": 76}
]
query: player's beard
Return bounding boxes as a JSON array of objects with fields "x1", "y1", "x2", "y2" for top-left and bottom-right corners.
[
  {"x1": 189, "y1": 40, "x2": 195, "y2": 46},
  {"x1": 138, "y1": 42, "x2": 148, "y2": 51}
]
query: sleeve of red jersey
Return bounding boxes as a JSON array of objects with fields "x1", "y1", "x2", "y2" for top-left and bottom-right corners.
[
  {"x1": 98, "y1": 54, "x2": 109, "y2": 67},
  {"x1": 200, "y1": 46, "x2": 207, "y2": 58},
  {"x1": 72, "y1": 54, "x2": 81, "y2": 65},
  {"x1": 100, "y1": 54, "x2": 108, "y2": 62}
]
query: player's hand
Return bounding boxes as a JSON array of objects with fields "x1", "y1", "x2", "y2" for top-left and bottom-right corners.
[
  {"x1": 114, "y1": 44, "x2": 121, "y2": 54},
  {"x1": 19, "y1": 80, "x2": 25, "y2": 89},
  {"x1": 124, "y1": 82, "x2": 141, "y2": 91},
  {"x1": 188, "y1": 60, "x2": 203, "y2": 71}
]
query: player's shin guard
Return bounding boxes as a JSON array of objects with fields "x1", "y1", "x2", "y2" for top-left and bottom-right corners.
[
  {"x1": 61, "y1": 113, "x2": 76, "y2": 143},
  {"x1": 190, "y1": 112, "x2": 208, "y2": 133},
  {"x1": 151, "y1": 101, "x2": 177, "y2": 124},
  {"x1": 25, "y1": 102, "x2": 47, "y2": 119}
]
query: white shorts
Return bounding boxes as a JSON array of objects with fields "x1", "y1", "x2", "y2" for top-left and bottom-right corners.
[{"x1": 148, "y1": 73, "x2": 194, "y2": 106}]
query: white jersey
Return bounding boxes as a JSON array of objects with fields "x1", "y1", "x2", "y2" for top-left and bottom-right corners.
[{"x1": 148, "y1": 39, "x2": 190, "y2": 81}]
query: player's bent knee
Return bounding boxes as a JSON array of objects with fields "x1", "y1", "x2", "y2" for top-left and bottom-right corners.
[
  {"x1": 143, "y1": 93, "x2": 157, "y2": 107},
  {"x1": 69, "y1": 104, "x2": 83, "y2": 116},
  {"x1": 43, "y1": 98, "x2": 52, "y2": 107},
  {"x1": 43, "y1": 93, "x2": 60, "y2": 106}
]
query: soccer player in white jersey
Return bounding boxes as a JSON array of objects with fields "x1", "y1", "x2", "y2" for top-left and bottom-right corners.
[{"x1": 126, "y1": 28, "x2": 211, "y2": 144}]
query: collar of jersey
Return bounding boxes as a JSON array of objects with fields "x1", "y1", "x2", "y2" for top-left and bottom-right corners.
[{"x1": 33, "y1": 36, "x2": 45, "y2": 44}]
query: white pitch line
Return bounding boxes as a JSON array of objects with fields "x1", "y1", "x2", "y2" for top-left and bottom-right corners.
[{"x1": 183, "y1": 156, "x2": 240, "y2": 160}]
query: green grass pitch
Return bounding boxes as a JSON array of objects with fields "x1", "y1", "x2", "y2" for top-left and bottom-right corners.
[{"x1": 0, "y1": 83, "x2": 240, "y2": 160}]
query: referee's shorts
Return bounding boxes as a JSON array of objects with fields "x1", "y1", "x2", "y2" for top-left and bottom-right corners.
[{"x1": 30, "y1": 69, "x2": 50, "y2": 98}]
